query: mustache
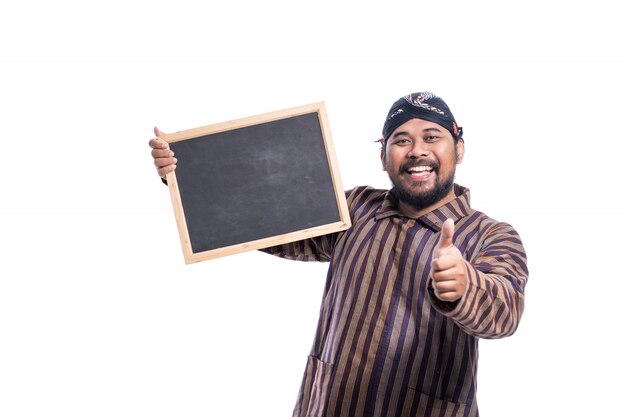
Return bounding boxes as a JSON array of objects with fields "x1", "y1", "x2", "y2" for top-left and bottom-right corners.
[{"x1": 399, "y1": 158, "x2": 440, "y2": 173}]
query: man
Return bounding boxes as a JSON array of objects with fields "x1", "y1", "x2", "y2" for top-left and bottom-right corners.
[{"x1": 149, "y1": 92, "x2": 528, "y2": 417}]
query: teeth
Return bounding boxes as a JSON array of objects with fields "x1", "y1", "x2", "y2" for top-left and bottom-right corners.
[{"x1": 408, "y1": 166, "x2": 432, "y2": 173}]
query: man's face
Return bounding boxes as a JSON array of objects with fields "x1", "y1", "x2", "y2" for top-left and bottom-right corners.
[{"x1": 381, "y1": 118, "x2": 465, "y2": 210}]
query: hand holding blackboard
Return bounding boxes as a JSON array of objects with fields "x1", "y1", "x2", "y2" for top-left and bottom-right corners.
[
  {"x1": 153, "y1": 103, "x2": 351, "y2": 264},
  {"x1": 149, "y1": 127, "x2": 177, "y2": 179}
]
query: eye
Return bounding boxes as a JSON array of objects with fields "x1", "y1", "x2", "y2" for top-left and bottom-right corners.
[
  {"x1": 424, "y1": 135, "x2": 440, "y2": 142},
  {"x1": 393, "y1": 137, "x2": 411, "y2": 145}
]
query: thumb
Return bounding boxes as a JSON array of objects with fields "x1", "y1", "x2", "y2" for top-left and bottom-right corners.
[
  {"x1": 154, "y1": 126, "x2": 165, "y2": 137},
  {"x1": 436, "y1": 218, "x2": 455, "y2": 250}
]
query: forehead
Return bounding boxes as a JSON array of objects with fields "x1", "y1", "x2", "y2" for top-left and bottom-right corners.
[{"x1": 390, "y1": 118, "x2": 449, "y2": 137}]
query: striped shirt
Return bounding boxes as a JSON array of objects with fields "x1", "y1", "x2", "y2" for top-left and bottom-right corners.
[{"x1": 263, "y1": 185, "x2": 528, "y2": 417}]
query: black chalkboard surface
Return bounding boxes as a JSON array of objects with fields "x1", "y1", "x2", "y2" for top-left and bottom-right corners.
[{"x1": 160, "y1": 103, "x2": 351, "y2": 264}]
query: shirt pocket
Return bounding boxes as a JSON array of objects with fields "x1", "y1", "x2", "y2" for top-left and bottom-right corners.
[
  {"x1": 401, "y1": 388, "x2": 469, "y2": 417},
  {"x1": 294, "y1": 356, "x2": 334, "y2": 417}
]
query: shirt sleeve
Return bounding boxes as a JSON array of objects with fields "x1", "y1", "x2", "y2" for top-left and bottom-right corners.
[
  {"x1": 259, "y1": 187, "x2": 364, "y2": 262},
  {"x1": 428, "y1": 221, "x2": 528, "y2": 339},
  {"x1": 259, "y1": 234, "x2": 338, "y2": 262}
]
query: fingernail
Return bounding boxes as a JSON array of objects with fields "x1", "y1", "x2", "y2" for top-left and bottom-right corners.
[{"x1": 173, "y1": 157, "x2": 178, "y2": 163}]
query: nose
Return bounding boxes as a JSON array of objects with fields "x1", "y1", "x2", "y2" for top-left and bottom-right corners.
[{"x1": 407, "y1": 140, "x2": 430, "y2": 159}]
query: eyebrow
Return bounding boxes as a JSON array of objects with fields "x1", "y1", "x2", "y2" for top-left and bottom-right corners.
[{"x1": 391, "y1": 127, "x2": 443, "y2": 138}]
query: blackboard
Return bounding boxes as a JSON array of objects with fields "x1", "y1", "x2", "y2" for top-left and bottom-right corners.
[{"x1": 160, "y1": 103, "x2": 351, "y2": 264}]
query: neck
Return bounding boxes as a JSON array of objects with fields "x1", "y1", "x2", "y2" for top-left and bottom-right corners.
[{"x1": 396, "y1": 187, "x2": 457, "y2": 218}]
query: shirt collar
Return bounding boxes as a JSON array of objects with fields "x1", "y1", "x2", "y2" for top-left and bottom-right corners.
[{"x1": 374, "y1": 184, "x2": 472, "y2": 231}]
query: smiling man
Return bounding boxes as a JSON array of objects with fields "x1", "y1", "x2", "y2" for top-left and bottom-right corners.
[{"x1": 149, "y1": 92, "x2": 528, "y2": 417}]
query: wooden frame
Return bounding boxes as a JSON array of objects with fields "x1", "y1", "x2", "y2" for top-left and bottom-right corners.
[{"x1": 159, "y1": 102, "x2": 351, "y2": 264}]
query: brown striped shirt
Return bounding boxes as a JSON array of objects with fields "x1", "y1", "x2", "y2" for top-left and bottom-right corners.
[{"x1": 263, "y1": 184, "x2": 528, "y2": 417}]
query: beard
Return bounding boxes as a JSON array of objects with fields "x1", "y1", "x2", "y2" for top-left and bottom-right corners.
[{"x1": 387, "y1": 158, "x2": 456, "y2": 212}]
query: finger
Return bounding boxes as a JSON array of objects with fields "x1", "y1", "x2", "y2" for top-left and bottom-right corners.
[
  {"x1": 431, "y1": 244, "x2": 463, "y2": 270},
  {"x1": 149, "y1": 126, "x2": 168, "y2": 149},
  {"x1": 154, "y1": 156, "x2": 177, "y2": 169},
  {"x1": 433, "y1": 279, "x2": 461, "y2": 293},
  {"x1": 434, "y1": 290, "x2": 462, "y2": 302},
  {"x1": 149, "y1": 138, "x2": 169, "y2": 150},
  {"x1": 431, "y1": 256, "x2": 459, "y2": 272},
  {"x1": 151, "y1": 148, "x2": 174, "y2": 159},
  {"x1": 158, "y1": 164, "x2": 177, "y2": 178},
  {"x1": 431, "y1": 267, "x2": 464, "y2": 284},
  {"x1": 436, "y1": 218, "x2": 455, "y2": 250},
  {"x1": 154, "y1": 126, "x2": 166, "y2": 137}
]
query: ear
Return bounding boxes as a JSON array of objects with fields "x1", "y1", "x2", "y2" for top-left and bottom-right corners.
[
  {"x1": 380, "y1": 148, "x2": 387, "y2": 171},
  {"x1": 455, "y1": 139, "x2": 465, "y2": 164}
]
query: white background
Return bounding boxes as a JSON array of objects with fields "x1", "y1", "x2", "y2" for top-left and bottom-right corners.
[{"x1": 1, "y1": 0, "x2": 625, "y2": 415}]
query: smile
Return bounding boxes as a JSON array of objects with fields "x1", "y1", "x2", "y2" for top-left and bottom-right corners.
[{"x1": 405, "y1": 165, "x2": 434, "y2": 180}]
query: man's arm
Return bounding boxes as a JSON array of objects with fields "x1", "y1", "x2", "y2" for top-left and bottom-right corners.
[
  {"x1": 261, "y1": 187, "x2": 377, "y2": 262},
  {"x1": 429, "y1": 220, "x2": 528, "y2": 339},
  {"x1": 260, "y1": 234, "x2": 338, "y2": 262},
  {"x1": 260, "y1": 187, "x2": 366, "y2": 262}
]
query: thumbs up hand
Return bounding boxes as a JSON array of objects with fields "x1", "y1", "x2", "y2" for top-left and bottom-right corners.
[{"x1": 430, "y1": 219, "x2": 468, "y2": 302}]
